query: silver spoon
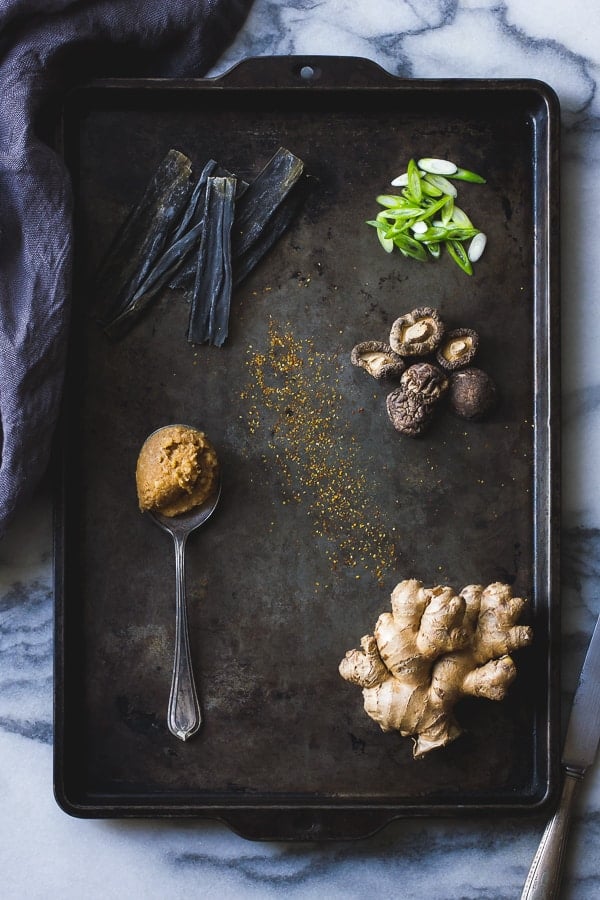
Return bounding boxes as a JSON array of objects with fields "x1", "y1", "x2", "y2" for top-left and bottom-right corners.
[{"x1": 142, "y1": 432, "x2": 221, "y2": 742}]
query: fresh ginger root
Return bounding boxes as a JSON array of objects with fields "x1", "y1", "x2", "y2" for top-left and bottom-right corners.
[{"x1": 339, "y1": 579, "x2": 533, "y2": 757}]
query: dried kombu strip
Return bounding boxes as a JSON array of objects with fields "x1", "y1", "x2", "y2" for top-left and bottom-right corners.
[
  {"x1": 233, "y1": 174, "x2": 312, "y2": 285},
  {"x1": 97, "y1": 149, "x2": 193, "y2": 335},
  {"x1": 187, "y1": 176, "x2": 236, "y2": 347},
  {"x1": 231, "y1": 146, "x2": 304, "y2": 259}
]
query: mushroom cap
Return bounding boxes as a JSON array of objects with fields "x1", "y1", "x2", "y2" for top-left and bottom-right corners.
[
  {"x1": 350, "y1": 341, "x2": 406, "y2": 380},
  {"x1": 436, "y1": 327, "x2": 479, "y2": 371},
  {"x1": 401, "y1": 361, "x2": 449, "y2": 401},
  {"x1": 449, "y1": 367, "x2": 497, "y2": 419},
  {"x1": 387, "y1": 362, "x2": 449, "y2": 436},
  {"x1": 389, "y1": 306, "x2": 445, "y2": 357},
  {"x1": 386, "y1": 385, "x2": 434, "y2": 436}
]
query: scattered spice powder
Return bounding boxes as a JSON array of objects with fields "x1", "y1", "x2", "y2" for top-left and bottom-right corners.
[{"x1": 240, "y1": 318, "x2": 397, "y2": 584}]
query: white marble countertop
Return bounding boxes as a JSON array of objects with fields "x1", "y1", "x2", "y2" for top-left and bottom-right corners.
[{"x1": 2, "y1": 1, "x2": 600, "y2": 897}]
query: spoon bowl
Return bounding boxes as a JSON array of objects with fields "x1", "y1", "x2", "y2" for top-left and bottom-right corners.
[
  {"x1": 140, "y1": 425, "x2": 221, "y2": 741},
  {"x1": 148, "y1": 479, "x2": 221, "y2": 539}
]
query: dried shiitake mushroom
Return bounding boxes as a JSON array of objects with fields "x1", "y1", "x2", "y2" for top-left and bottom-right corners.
[
  {"x1": 436, "y1": 328, "x2": 479, "y2": 371},
  {"x1": 386, "y1": 386, "x2": 430, "y2": 437},
  {"x1": 389, "y1": 306, "x2": 445, "y2": 357},
  {"x1": 403, "y1": 361, "x2": 449, "y2": 401},
  {"x1": 386, "y1": 362, "x2": 449, "y2": 436},
  {"x1": 350, "y1": 341, "x2": 406, "y2": 380},
  {"x1": 449, "y1": 367, "x2": 497, "y2": 419}
]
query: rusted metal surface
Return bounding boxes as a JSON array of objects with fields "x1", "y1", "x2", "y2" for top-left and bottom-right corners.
[{"x1": 54, "y1": 57, "x2": 560, "y2": 839}]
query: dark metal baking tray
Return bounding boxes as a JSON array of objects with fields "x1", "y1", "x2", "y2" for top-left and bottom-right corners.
[{"x1": 53, "y1": 56, "x2": 560, "y2": 839}]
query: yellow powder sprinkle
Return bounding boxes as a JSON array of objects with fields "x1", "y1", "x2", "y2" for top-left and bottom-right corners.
[{"x1": 240, "y1": 318, "x2": 396, "y2": 585}]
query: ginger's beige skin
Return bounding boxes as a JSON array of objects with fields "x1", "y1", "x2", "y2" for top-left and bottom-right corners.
[
  {"x1": 136, "y1": 425, "x2": 219, "y2": 517},
  {"x1": 339, "y1": 579, "x2": 532, "y2": 757}
]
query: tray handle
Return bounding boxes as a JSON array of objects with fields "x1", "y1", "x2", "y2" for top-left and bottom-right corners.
[
  {"x1": 221, "y1": 808, "x2": 399, "y2": 841},
  {"x1": 215, "y1": 55, "x2": 399, "y2": 90}
]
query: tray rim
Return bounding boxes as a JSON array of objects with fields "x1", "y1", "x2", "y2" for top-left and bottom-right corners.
[{"x1": 53, "y1": 56, "x2": 561, "y2": 839}]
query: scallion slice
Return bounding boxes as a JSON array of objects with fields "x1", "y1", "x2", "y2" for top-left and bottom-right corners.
[{"x1": 417, "y1": 157, "x2": 458, "y2": 175}]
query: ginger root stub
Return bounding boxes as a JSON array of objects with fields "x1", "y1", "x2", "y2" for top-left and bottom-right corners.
[
  {"x1": 136, "y1": 425, "x2": 219, "y2": 517},
  {"x1": 339, "y1": 579, "x2": 532, "y2": 757}
]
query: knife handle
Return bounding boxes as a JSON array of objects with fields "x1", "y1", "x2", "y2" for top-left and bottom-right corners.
[{"x1": 520, "y1": 769, "x2": 582, "y2": 900}]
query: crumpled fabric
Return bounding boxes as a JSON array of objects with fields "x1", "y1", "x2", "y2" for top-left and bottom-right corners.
[{"x1": 0, "y1": 0, "x2": 252, "y2": 537}]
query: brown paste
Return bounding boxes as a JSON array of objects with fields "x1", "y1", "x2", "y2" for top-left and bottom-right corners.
[{"x1": 136, "y1": 425, "x2": 219, "y2": 517}]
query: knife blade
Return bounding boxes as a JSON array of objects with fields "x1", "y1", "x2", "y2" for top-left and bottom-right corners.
[
  {"x1": 521, "y1": 611, "x2": 600, "y2": 900},
  {"x1": 562, "y1": 612, "x2": 600, "y2": 771}
]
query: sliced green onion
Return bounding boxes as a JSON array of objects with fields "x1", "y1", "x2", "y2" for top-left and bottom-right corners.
[
  {"x1": 378, "y1": 230, "x2": 394, "y2": 253},
  {"x1": 441, "y1": 196, "x2": 454, "y2": 226},
  {"x1": 407, "y1": 158, "x2": 422, "y2": 203},
  {"x1": 365, "y1": 218, "x2": 386, "y2": 229},
  {"x1": 444, "y1": 226, "x2": 479, "y2": 241},
  {"x1": 377, "y1": 206, "x2": 425, "y2": 219},
  {"x1": 376, "y1": 194, "x2": 406, "y2": 208},
  {"x1": 446, "y1": 239, "x2": 473, "y2": 275},
  {"x1": 451, "y1": 167, "x2": 486, "y2": 184},
  {"x1": 393, "y1": 232, "x2": 428, "y2": 261},
  {"x1": 420, "y1": 178, "x2": 444, "y2": 198},
  {"x1": 418, "y1": 157, "x2": 458, "y2": 175},
  {"x1": 414, "y1": 225, "x2": 448, "y2": 243},
  {"x1": 423, "y1": 173, "x2": 457, "y2": 198},
  {"x1": 450, "y1": 205, "x2": 473, "y2": 228},
  {"x1": 468, "y1": 231, "x2": 487, "y2": 261},
  {"x1": 390, "y1": 172, "x2": 409, "y2": 187}
]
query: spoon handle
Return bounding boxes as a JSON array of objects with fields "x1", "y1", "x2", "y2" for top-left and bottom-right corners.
[{"x1": 167, "y1": 532, "x2": 201, "y2": 741}]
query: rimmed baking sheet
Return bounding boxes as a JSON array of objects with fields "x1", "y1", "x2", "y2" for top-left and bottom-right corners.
[{"x1": 54, "y1": 56, "x2": 560, "y2": 840}]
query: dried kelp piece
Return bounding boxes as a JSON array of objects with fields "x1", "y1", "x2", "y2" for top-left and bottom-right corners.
[
  {"x1": 233, "y1": 174, "x2": 311, "y2": 285},
  {"x1": 231, "y1": 147, "x2": 305, "y2": 259},
  {"x1": 187, "y1": 176, "x2": 237, "y2": 347},
  {"x1": 97, "y1": 149, "x2": 193, "y2": 335}
]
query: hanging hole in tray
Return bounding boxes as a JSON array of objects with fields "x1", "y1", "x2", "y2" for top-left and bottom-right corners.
[{"x1": 298, "y1": 64, "x2": 321, "y2": 82}]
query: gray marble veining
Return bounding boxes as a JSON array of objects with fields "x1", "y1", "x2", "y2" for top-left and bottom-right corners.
[{"x1": 2, "y1": 1, "x2": 600, "y2": 897}]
